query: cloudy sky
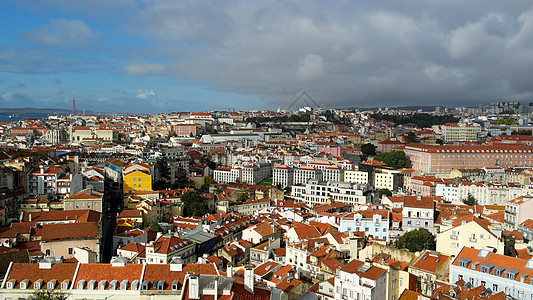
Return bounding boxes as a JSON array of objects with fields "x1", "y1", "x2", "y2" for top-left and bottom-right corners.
[{"x1": 1, "y1": 0, "x2": 533, "y2": 113}]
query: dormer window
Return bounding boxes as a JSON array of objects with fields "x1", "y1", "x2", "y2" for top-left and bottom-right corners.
[
  {"x1": 48, "y1": 280, "x2": 56, "y2": 290},
  {"x1": 120, "y1": 279, "x2": 128, "y2": 291},
  {"x1": 142, "y1": 280, "x2": 150, "y2": 290},
  {"x1": 88, "y1": 279, "x2": 96, "y2": 290},
  {"x1": 504, "y1": 269, "x2": 519, "y2": 280},
  {"x1": 6, "y1": 280, "x2": 15, "y2": 289},
  {"x1": 34, "y1": 281, "x2": 42, "y2": 290},
  {"x1": 20, "y1": 280, "x2": 27, "y2": 290},
  {"x1": 77, "y1": 280, "x2": 86, "y2": 289},
  {"x1": 171, "y1": 280, "x2": 179, "y2": 291},
  {"x1": 61, "y1": 281, "x2": 69, "y2": 290},
  {"x1": 98, "y1": 280, "x2": 107, "y2": 290}
]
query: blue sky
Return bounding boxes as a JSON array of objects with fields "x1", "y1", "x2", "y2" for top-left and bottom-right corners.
[{"x1": 1, "y1": 1, "x2": 533, "y2": 114}]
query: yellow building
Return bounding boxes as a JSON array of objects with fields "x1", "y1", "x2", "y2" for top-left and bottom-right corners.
[{"x1": 123, "y1": 163, "x2": 152, "y2": 193}]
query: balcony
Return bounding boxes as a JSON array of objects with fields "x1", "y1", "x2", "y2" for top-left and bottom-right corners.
[
  {"x1": 469, "y1": 237, "x2": 477, "y2": 243},
  {"x1": 451, "y1": 235, "x2": 458, "y2": 240}
]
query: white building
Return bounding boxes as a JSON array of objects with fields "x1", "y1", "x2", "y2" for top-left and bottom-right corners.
[
  {"x1": 291, "y1": 179, "x2": 368, "y2": 206},
  {"x1": 272, "y1": 165, "x2": 294, "y2": 188},
  {"x1": 293, "y1": 166, "x2": 322, "y2": 185},
  {"x1": 334, "y1": 259, "x2": 387, "y2": 300}
]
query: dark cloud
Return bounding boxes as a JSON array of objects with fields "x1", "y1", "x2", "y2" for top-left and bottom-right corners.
[{"x1": 6, "y1": 0, "x2": 533, "y2": 108}]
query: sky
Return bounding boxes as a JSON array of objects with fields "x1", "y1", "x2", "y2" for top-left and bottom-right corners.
[{"x1": 1, "y1": 0, "x2": 533, "y2": 114}]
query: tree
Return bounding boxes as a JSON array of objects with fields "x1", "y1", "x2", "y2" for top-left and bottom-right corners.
[
  {"x1": 143, "y1": 221, "x2": 161, "y2": 232},
  {"x1": 378, "y1": 189, "x2": 392, "y2": 197},
  {"x1": 374, "y1": 151, "x2": 410, "y2": 169},
  {"x1": 436, "y1": 138, "x2": 444, "y2": 145},
  {"x1": 202, "y1": 176, "x2": 215, "y2": 189},
  {"x1": 33, "y1": 289, "x2": 67, "y2": 300},
  {"x1": 403, "y1": 132, "x2": 417, "y2": 144},
  {"x1": 497, "y1": 118, "x2": 518, "y2": 125},
  {"x1": 180, "y1": 191, "x2": 208, "y2": 217},
  {"x1": 395, "y1": 228, "x2": 436, "y2": 252},
  {"x1": 156, "y1": 156, "x2": 170, "y2": 182},
  {"x1": 462, "y1": 193, "x2": 478, "y2": 206},
  {"x1": 206, "y1": 160, "x2": 217, "y2": 170},
  {"x1": 361, "y1": 143, "x2": 376, "y2": 156}
]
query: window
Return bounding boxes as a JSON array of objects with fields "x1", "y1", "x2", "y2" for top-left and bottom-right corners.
[
  {"x1": 46, "y1": 249, "x2": 51, "y2": 256},
  {"x1": 68, "y1": 248, "x2": 73, "y2": 255},
  {"x1": 492, "y1": 284, "x2": 498, "y2": 292},
  {"x1": 134, "y1": 178, "x2": 136, "y2": 182}
]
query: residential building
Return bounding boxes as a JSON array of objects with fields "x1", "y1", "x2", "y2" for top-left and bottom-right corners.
[
  {"x1": 504, "y1": 195, "x2": 533, "y2": 230},
  {"x1": 402, "y1": 196, "x2": 435, "y2": 234},
  {"x1": 340, "y1": 210, "x2": 391, "y2": 243},
  {"x1": 333, "y1": 259, "x2": 387, "y2": 300},
  {"x1": 272, "y1": 165, "x2": 294, "y2": 188},
  {"x1": 64, "y1": 188, "x2": 103, "y2": 212},
  {"x1": 294, "y1": 166, "x2": 322, "y2": 185},
  {"x1": 436, "y1": 217, "x2": 503, "y2": 256},
  {"x1": 408, "y1": 251, "x2": 451, "y2": 297},
  {"x1": 450, "y1": 247, "x2": 533, "y2": 299},
  {"x1": 291, "y1": 179, "x2": 368, "y2": 206},
  {"x1": 442, "y1": 122, "x2": 482, "y2": 142}
]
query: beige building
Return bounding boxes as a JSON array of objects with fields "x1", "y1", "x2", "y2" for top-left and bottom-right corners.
[
  {"x1": 436, "y1": 217, "x2": 503, "y2": 256},
  {"x1": 344, "y1": 170, "x2": 369, "y2": 185},
  {"x1": 64, "y1": 189, "x2": 103, "y2": 212}
]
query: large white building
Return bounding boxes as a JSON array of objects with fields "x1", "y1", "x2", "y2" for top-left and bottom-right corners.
[
  {"x1": 293, "y1": 166, "x2": 322, "y2": 185},
  {"x1": 291, "y1": 179, "x2": 368, "y2": 206},
  {"x1": 272, "y1": 165, "x2": 294, "y2": 188}
]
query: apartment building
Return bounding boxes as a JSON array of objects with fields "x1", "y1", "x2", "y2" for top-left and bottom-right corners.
[
  {"x1": 402, "y1": 196, "x2": 435, "y2": 234},
  {"x1": 291, "y1": 179, "x2": 368, "y2": 206},
  {"x1": 333, "y1": 259, "x2": 387, "y2": 300},
  {"x1": 436, "y1": 217, "x2": 503, "y2": 256},
  {"x1": 344, "y1": 169, "x2": 369, "y2": 185},
  {"x1": 442, "y1": 123, "x2": 482, "y2": 142},
  {"x1": 294, "y1": 166, "x2": 322, "y2": 185},
  {"x1": 213, "y1": 167, "x2": 242, "y2": 184},
  {"x1": 450, "y1": 247, "x2": 533, "y2": 299},
  {"x1": 272, "y1": 165, "x2": 294, "y2": 188},
  {"x1": 504, "y1": 195, "x2": 533, "y2": 230},
  {"x1": 340, "y1": 210, "x2": 391, "y2": 242}
]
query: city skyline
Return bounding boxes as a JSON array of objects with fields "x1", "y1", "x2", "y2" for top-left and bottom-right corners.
[{"x1": 1, "y1": 1, "x2": 533, "y2": 114}]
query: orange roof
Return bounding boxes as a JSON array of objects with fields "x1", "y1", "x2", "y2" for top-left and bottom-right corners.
[
  {"x1": 74, "y1": 263, "x2": 144, "y2": 290},
  {"x1": 41, "y1": 222, "x2": 98, "y2": 241},
  {"x1": 6, "y1": 263, "x2": 78, "y2": 289}
]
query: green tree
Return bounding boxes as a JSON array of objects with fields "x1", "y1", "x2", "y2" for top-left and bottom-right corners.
[
  {"x1": 403, "y1": 132, "x2": 417, "y2": 144},
  {"x1": 206, "y1": 160, "x2": 217, "y2": 170},
  {"x1": 395, "y1": 228, "x2": 436, "y2": 252},
  {"x1": 497, "y1": 118, "x2": 518, "y2": 125},
  {"x1": 361, "y1": 143, "x2": 376, "y2": 156},
  {"x1": 462, "y1": 193, "x2": 478, "y2": 206},
  {"x1": 143, "y1": 221, "x2": 161, "y2": 232},
  {"x1": 34, "y1": 289, "x2": 67, "y2": 300},
  {"x1": 436, "y1": 138, "x2": 444, "y2": 145},
  {"x1": 378, "y1": 189, "x2": 392, "y2": 197},
  {"x1": 156, "y1": 156, "x2": 171, "y2": 181},
  {"x1": 180, "y1": 191, "x2": 208, "y2": 217},
  {"x1": 202, "y1": 176, "x2": 215, "y2": 189},
  {"x1": 374, "y1": 150, "x2": 410, "y2": 169}
]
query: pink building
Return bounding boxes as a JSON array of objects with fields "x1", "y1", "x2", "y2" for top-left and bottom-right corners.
[{"x1": 404, "y1": 143, "x2": 533, "y2": 174}]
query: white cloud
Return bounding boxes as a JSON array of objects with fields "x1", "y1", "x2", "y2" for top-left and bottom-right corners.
[
  {"x1": 136, "y1": 89, "x2": 156, "y2": 99},
  {"x1": 24, "y1": 18, "x2": 100, "y2": 47}
]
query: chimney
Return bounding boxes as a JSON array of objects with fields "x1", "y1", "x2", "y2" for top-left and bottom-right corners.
[
  {"x1": 188, "y1": 273, "x2": 200, "y2": 299},
  {"x1": 244, "y1": 265, "x2": 254, "y2": 294},
  {"x1": 227, "y1": 264, "x2": 233, "y2": 277}
]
